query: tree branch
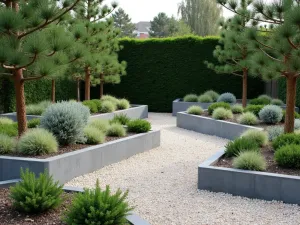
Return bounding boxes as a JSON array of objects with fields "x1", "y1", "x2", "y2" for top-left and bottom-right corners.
[
  {"x1": 2, "y1": 64, "x2": 14, "y2": 69},
  {"x1": 16, "y1": 53, "x2": 37, "y2": 70},
  {"x1": 232, "y1": 72, "x2": 243, "y2": 77},
  {"x1": 287, "y1": 38, "x2": 298, "y2": 49},
  {"x1": 47, "y1": 51, "x2": 56, "y2": 57},
  {"x1": 93, "y1": 8, "x2": 116, "y2": 22},
  {"x1": 259, "y1": 47, "x2": 283, "y2": 62}
]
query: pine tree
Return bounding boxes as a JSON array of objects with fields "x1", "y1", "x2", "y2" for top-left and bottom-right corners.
[
  {"x1": 112, "y1": 8, "x2": 135, "y2": 38},
  {"x1": 0, "y1": 0, "x2": 82, "y2": 136},
  {"x1": 149, "y1": 13, "x2": 173, "y2": 37}
]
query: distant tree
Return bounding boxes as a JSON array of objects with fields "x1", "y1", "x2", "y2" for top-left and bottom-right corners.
[
  {"x1": 112, "y1": 8, "x2": 135, "y2": 37},
  {"x1": 178, "y1": 0, "x2": 222, "y2": 36},
  {"x1": 171, "y1": 20, "x2": 193, "y2": 36}
]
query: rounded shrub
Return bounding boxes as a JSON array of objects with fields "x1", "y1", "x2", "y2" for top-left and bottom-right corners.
[
  {"x1": 208, "y1": 102, "x2": 231, "y2": 115},
  {"x1": 238, "y1": 112, "x2": 258, "y2": 125},
  {"x1": 0, "y1": 117, "x2": 14, "y2": 125},
  {"x1": 0, "y1": 123, "x2": 18, "y2": 137},
  {"x1": 217, "y1": 92, "x2": 236, "y2": 104},
  {"x1": 84, "y1": 126, "x2": 105, "y2": 145},
  {"x1": 127, "y1": 119, "x2": 151, "y2": 133},
  {"x1": 82, "y1": 100, "x2": 98, "y2": 114},
  {"x1": 233, "y1": 152, "x2": 266, "y2": 171},
  {"x1": 249, "y1": 98, "x2": 270, "y2": 105},
  {"x1": 271, "y1": 99, "x2": 284, "y2": 106},
  {"x1": 18, "y1": 128, "x2": 58, "y2": 155},
  {"x1": 294, "y1": 119, "x2": 300, "y2": 130},
  {"x1": 187, "y1": 105, "x2": 203, "y2": 115},
  {"x1": 259, "y1": 105, "x2": 283, "y2": 124},
  {"x1": 212, "y1": 107, "x2": 233, "y2": 120},
  {"x1": 204, "y1": 90, "x2": 219, "y2": 102},
  {"x1": 225, "y1": 137, "x2": 259, "y2": 157},
  {"x1": 10, "y1": 169, "x2": 63, "y2": 214},
  {"x1": 244, "y1": 105, "x2": 264, "y2": 116},
  {"x1": 100, "y1": 101, "x2": 116, "y2": 113},
  {"x1": 90, "y1": 99, "x2": 102, "y2": 112},
  {"x1": 241, "y1": 130, "x2": 268, "y2": 146},
  {"x1": 231, "y1": 104, "x2": 243, "y2": 114},
  {"x1": 258, "y1": 94, "x2": 272, "y2": 103},
  {"x1": 275, "y1": 145, "x2": 300, "y2": 169},
  {"x1": 0, "y1": 134, "x2": 15, "y2": 154},
  {"x1": 27, "y1": 118, "x2": 40, "y2": 128},
  {"x1": 101, "y1": 95, "x2": 120, "y2": 105},
  {"x1": 117, "y1": 99, "x2": 130, "y2": 110},
  {"x1": 41, "y1": 101, "x2": 90, "y2": 145},
  {"x1": 110, "y1": 114, "x2": 131, "y2": 125},
  {"x1": 88, "y1": 119, "x2": 110, "y2": 133},
  {"x1": 64, "y1": 180, "x2": 132, "y2": 225},
  {"x1": 183, "y1": 94, "x2": 198, "y2": 102},
  {"x1": 272, "y1": 133, "x2": 300, "y2": 151},
  {"x1": 107, "y1": 124, "x2": 126, "y2": 137},
  {"x1": 198, "y1": 94, "x2": 213, "y2": 103},
  {"x1": 266, "y1": 125, "x2": 284, "y2": 141}
]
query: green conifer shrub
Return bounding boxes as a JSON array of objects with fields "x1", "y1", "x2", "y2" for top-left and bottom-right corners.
[
  {"x1": 275, "y1": 145, "x2": 300, "y2": 169},
  {"x1": 272, "y1": 133, "x2": 300, "y2": 151},
  {"x1": 127, "y1": 119, "x2": 151, "y2": 133}
]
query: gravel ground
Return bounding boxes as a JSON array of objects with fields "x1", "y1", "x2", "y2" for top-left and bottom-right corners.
[{"x1": 67, "y1": 113, "x2": 300, "y2": 225}]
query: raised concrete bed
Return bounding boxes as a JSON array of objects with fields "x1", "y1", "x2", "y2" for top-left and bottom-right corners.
[
  {"x1": 0, "y1": 180, "x2": 151, "y2": 225},
  {"x1": 177, "y1": 112, "x2": 263, "y2": 140},
  {"x1": 198, "y1": 150, "x2": 300, "y2": 204},
  {"x1": 1, "y1": 105, "x2": 148, "y2": 122},
  {"x1": 0, "y1": 130, "x2": 160, "y2": 183}
]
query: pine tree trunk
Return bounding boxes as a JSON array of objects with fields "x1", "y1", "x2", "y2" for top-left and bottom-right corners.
[
  {"x1": 100, "y1": 73, "x2": 104, "y2": 99},
  {"x1": 13, "y1": 69, "x2": 27, "y2": 136},
  {"x1": 242, "y1": 68, "x2": 248, "y2": 108},
  {"x1": 284, "y1": 75, "x2": 297, "y2": 133},
  {"x1": 77, "y1": 79, "x2": 80, "y2": 102},
  {"x1": 51, "y1": 79, "x2": 55, "y2": 103},
  {"x1": 85, "y1": 66, "x2": 91, "y2": 100}
]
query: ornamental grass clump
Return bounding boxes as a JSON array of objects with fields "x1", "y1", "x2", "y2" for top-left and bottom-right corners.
[
  {"x1": 84, "y1": 126, "x2": 105, "y2": 145},
  {"x1": 117, "y1": 99, "x2": 130, "y2": 110},
  {"x1": 41, "y1": 101, "x2": 90, "y2": 145},
  {"x1": 100, "y1": 101, "x2": 116, "y2": 113},
  {"x1": 64, "y1": 180, "x2": 132, "y2": 225},
  {"x1": 204, "y1": 90, "x2": 219, "y2": 102},
  {"x1": 208, "y1": 102, "x2": 231, "y2": 115},
  {"x1": 198, "y1": 94, "x2": 213, "y2": 103},
  {"x1": 101, "y1": 95, "x2": 120, "y2": 105},
  {"x1": 26, "y1": 104, "x2": 44, "y2": 116},
  {"x1": 238, "y1": 112, "x2": 258, "y2": 125},
  {"x1": 225, "y1": 137, "x2": 259, "y2": 157},
  {"x1": 183, "y1": 94, "x2": 198, "y2": 102},
  {"x1": 259, "y1": 105, "x2": 283, "y2": 124},
  {"x1": 18, "y1": 128, "x2": 58, "y2": 155},
  {"x1": 266, "y1": 126, "x2": 284, "y2": 141},
  {"x1": 275, "y1": 145, "x2": 300, "y2": 169},
  {"x1": 272, "y1": 133, "x2": 300, "y2": 151},
  {"x1": 0, "y1": 134, "x2": 15, "y2": 154},
  {"x1": 217, "y1": 92, "x2": 236, "y2": 104},
  {"x1": 231, "y1": 104, "x2": 243, "y2": 114},
  {"x1": 110, "y1": 114, "x2": 131, "y2": 125},
  {"x1": 27, "y1": 118, "x2": 40, "y2": 128},
  {"x1": 88, "y1": 119, "x2": 110, "y2": 133},
  {"x1": 127, "y1": 119, "x2": 151, "y2": 133},
  {"x1": 233, "y1": 151, "x2": 266, "y2": 171},
  {"x1": 10, "y1": 169, "x2": 63, "y2": 214},
  {"x1": 107, "y1": 124, "x2": 126, "y2": 137},
  {"x1": 187, "y1": 106, "x2": 203, "y2": 115},
  {"x1": 271, "y1": 99, "x2": 284, "y2": 106},
  {"x1": 241, "y1": 130, "x2": 268, "y2": 146},
  {"x1": 0, "y1": 117, "x2": 14, "y2": 125},
  {"x1": 212, "y1": 107, "x2": 233, "y2": 120}
]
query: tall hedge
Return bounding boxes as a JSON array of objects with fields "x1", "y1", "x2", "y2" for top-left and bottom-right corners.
[{"x1": 92, "y1": 36, "x2": 265, "y2": 112}]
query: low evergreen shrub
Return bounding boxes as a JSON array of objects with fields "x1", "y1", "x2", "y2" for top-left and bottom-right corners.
[
  {"x1": 244, "y1": 105, "x2": 264, "y2": 116},
  {"x1": 259, "y1": 105, "x2": 283, "y2": 124},
  {"x1": 110, "y1": 114, "x2": 131, "y2": 125},
  {"x1": 212, "y1": 107, "x2": 233, "y2": 120},
  {"x1": 107, "y1": 124, "x2": 126, "y2": 137},
  {"x1": 241, "y1": 130, "x2": 268, "y2": 146},
  {"x1": 204, "y1": 90, "x2": 219, "y2": 102},
  {"x1": 127, "y1": 119, "x2": 151, "y2": 133},
  {"x1": 0, "y1": 134, "x2": 15, "y2": 154},
  {"x1": 271, "y1": 99, "x2": 284, "y2": 106},
  {"x1": 208, "y1": 102, "x2": 231, "y2": 115},
  {"x1": 217, "y1": 92, "x2": 236, "y2": 104},
  {"x1": 117, "y1": 99, "x2": 130, "y2": 110},
  {"x1": 225, "y1": 137, "x2": 259, "y2": 157},
  {"x1": 249, "y1": 98, "x2": 270, "y2": 105},
  {"x1": 187, "y1": 105, "x2": 203, "y2": 115},
  {"x1": 198, "y1": 94, "x2": 213, "y2": 103},
  {"x1": 84, "y1": 126, "x2": 105, "y2": 144},
  {"x1": 82, "y1": 100, "x2": 98, "y2": 114},
  {"x1": 100, "y1": 101, "x2": 116, "y2": 113},
  {"x1": 275, "y1": 145, "x2": 300, "y2": 169},
  {"x1": 27, "y1": 118, "x2": 41, "y2": 128},
  {"x1": 238, "y1": 112, "x2": 258, "y2": 125},
  {"x1": 183, "y1": 94, "x2": 198, "y2": 102},
  {"x1": 272, "y1": 133, "x2": 300, "y2": 151},
  {"x1": 233, "y1": 151, "x2": 266, "y2": 171},
  {"x1": 231, "y1": 104, "x2": 243, "y2": 114}
]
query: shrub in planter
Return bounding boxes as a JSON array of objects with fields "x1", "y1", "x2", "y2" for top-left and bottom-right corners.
[
  {"x1": 208, "y1": 102, "x2": 231, "y2": 115},
  {"x1": 258, "y1": 94, "x2": 272, "y2": 102},
  {"x1": 110, "y1": 114, "x2": 131, "y2": 125},
  {"x1": 107, "y1": 124, "x2": 126, "y2": 137},
  {"x1": 127, "y1": 119, "x2": 151, "y2": 133},
  {"x1": 0, "y1": 134, "x2": 15, "y2": 154},
  {"x1": 0, "y1": 123, "x2": 18, "y2": 137},
  {"x1": 271, "y1": 99, "x2": 284, "y2": 106},
  {"x1": 101, "y1": 95, "x2": 120, "y2": 105},
  {"x1": 238, "y1": 112, "x2": 258, "y2": 125},
  {"x1": 244, "y1": 105, "x2": 264, "y2": 116},
  {"x1": 204, "y1": 90, "x2": 219, "y2": 102},
  {"x1": 225, "y1": 137, "x2": 259, "y2": 157},
  {"x1": 233, "y1": 151, "x2": 266, "y2": 171},
  {"x1": 64, "y1": 180, "x2": 132, "y2": 225},
  {"x1": 272, "y1": 133, "x2": 300, "y2": 151},
  {"x1": 90, "y1": 99, "x2": 102, "y2": 112},
  {"x1": 266, "y1": 126, "x2": 284, "y2": 141},
  {"x1": 18, "y1": 128, "x2": 58, "y2": 155},
  {"x1": 10, "y1": 169, "x2": 63, "y2": 214},
  {"x1": 275, "y1": 145, "x2": 300, "y2": 169},
  {"x1": 198, "y1": 94, "x2": 213, "y2": 103},
  {"x1": 88, "y1": 119, "x2": 110, "y2": 133},
  {"x1": 183, "y1": 94, "x2": 198, "y2": 102},
  {"x1": 117, "y1": 99, "x2": 130, "y2": 110},
  {"x1": 259, "y1": 105, "x2": 283, "y2": 124},
  {"x1": 82, "y1": 100, "x2": 98, "y2": 114},
  {"x1": 241, "y1": 130, "x2": 268, "y2": 146},
  {"x1": 249, "y1": 98, "x2": 270, "y2": 105},
  {"x1": 231, "y1": 104, "x2": 243, "y2": 114},
  {"x1": 212, "y1": 107, "x2": 233, "y2": 120},
  {"x1": 27, "y1": 118, "x2": 40, "y2": 128},
  {"x1": 100, "y1": 101, "x2": 116, "y2": 113},
  {"x1": 187, "y1": 105, "x2": 203, "y2": 115},
  {"x1": 84, "y1": 126, "x2": 105, "y2": 144},
  {"x1": 0, "y1": 117, "x2": 14, "y2": 125},
  {"x1": 217, "y1": 92, "x2": 237, "y2": 104},
  {"x1": 41, "y1": 101, "x2": 90, "y2": 145}
]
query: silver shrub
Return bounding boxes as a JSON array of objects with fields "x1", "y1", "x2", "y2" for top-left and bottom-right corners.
[
  {"x1": 259, "y1": 105, "x2": 283, "y2": 124},
  {"x1": 295, "y1": 119, "x2": 300, "y2": 130},
  {"x1": 217, "y1": 92, "x2": 237, "y2": 104},
  {"x1": 41, "y1": 101, "x2": 90, "y2": 145},
  {"x1": 266, "y1": 126, "x2": 284, "y2": 141}
]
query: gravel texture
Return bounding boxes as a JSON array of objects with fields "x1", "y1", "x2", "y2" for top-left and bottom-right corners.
[{"x1": 66, "y1": 113, "x2": 300, "y2": 225}]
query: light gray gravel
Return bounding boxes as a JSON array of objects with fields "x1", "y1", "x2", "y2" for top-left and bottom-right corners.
[{"x1": 66, "y1": 113, "x2": 300, "y2": 225}]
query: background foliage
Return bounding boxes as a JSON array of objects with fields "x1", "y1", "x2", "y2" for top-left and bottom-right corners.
[{"x1": 278, "y1": 78, "x2": 300, "y2": 108}]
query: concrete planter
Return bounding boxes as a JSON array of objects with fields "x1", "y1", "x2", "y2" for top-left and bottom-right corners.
[
  {"x1": 1, "y1": 105, "x2": 148, "y2": 122},
  {"x1": 0, "y1": 180, "x2": 151, "y2": 225},
  {"x1": 0, "y1": 130, "x2": 160, "y2": 184},
  {"x1": 198, "y1": 150, "x2": 300, "y2": 204},
  {"x1": 177, "y1": 112, "x2": 262, "y2": 140}
]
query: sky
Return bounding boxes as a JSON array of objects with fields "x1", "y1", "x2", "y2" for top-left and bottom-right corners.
[{"x1": 107, "y1": 0, "x2": 233, "y2": 23}]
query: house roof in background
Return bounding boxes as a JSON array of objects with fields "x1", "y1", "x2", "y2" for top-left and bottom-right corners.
[{"x1": 135, "y1": 21, "x2": 151, "y2": 33}]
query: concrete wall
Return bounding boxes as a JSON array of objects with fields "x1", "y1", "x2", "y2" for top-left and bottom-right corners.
[
  {"x1": 198, "y1": 150, "x2": 300, "y2": 204},
  {"x1": 0, "y1": 130, "x2": 160, "y2": 184},
  {"x1": 177, "y1": 112, "x2": 263, "y2": 140}
]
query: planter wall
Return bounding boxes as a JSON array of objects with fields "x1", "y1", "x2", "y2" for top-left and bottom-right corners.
[
  {"x1": 0, "y1": 130, "x2": 160, "y2": 184},
  {"x1": 198, "y1": 150, "x2": 300, "y2": 204},
  {"x1": 177, "y1": 112, "x2": 263, "y2": 140},
  {"x1": 0, "y1": 180, "x2": 151, "y2": 225}
]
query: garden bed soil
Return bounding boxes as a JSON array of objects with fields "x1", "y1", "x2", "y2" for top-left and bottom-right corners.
[
  {"x1": 0, "y1": 188, "x2": 73, "y2": 225},
  {"x1": 216, "y1": 146, "x2": 300, "y2": 177}
]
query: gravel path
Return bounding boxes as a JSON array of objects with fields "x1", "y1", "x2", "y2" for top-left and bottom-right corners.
[{"x1": 67, "y1": 113, "x2": 300, "y2": 225}]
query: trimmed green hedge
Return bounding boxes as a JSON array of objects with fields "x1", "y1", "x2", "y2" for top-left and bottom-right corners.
[{"x1": 93, "y1": 36, "x2": 265, "y2": 112}]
